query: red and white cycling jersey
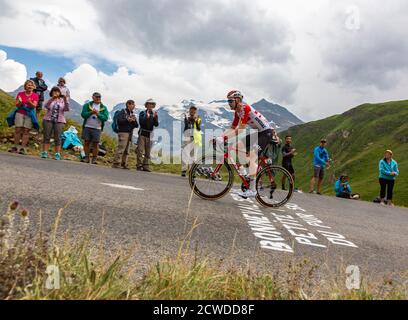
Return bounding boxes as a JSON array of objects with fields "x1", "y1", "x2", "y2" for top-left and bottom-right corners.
[{"x1": 232, "y1": 104, "x2": 271, "y2": 132}]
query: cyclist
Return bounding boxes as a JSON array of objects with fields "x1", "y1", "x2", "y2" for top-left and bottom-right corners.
[{"x1": 222, "y1": 90, "x2": 274, "y2": 198}]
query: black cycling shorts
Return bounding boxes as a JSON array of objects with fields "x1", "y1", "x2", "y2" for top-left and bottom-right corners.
[
  {"x1": 282, "y1": 162, "x2": 295, "y2": 174},
  {"x1": 244, "y1": 129, "x2": 273, "y2": 154}
]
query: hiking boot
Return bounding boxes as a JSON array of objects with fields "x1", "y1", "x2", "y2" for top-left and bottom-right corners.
[
  {"x1": 136, "y1": 167, "x2": 144, "y2": 172},
  {"x1": 41, "y1": 151, "x2": 48, "y2": 159},
  {"x1": 54, "y1": 153, "x2": 61, "y2": 161},
  {"x1": 112, "y1": 164, "x2": 121, "y2": 169},
  {"x1": 181, "y1": 171, "x2": 187, "y2": 177},
  {"x1": 19, "y1": 148, "x2": 26, "y2": 155},
  {"x1": 282, "y1": 185, "x2": 286, "y2": 191},
  {"x1": 122, "y1": 166, "x2": 130, "y2": 170},
  {"x1": 91, "y1": 157, "x2": 98, "y2": 165},
  {"x1": 8, "y1": 147, "x2": 18, "y2": 154},
  {"x1": 81, "y1": 156, "x2": 90, "y2": 163},
  {"x1": 317, "y1": 192, "x2": 323, "y2": 195},
  {"x1": 143, "y1": 167, "x2": 152, "y2": 173}
]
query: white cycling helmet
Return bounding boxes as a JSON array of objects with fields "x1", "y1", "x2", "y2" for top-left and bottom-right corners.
[{"x1": 227, "y1": 90, "x2": 244, "y2": 101}]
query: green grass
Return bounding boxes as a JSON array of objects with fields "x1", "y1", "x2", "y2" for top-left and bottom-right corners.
[
  {"x1": 281, "y1": 100, "x2": 408, "y2": 206},
  {"x1": 3, "y1": 88, "x2": 408, "y2": 204},
  {"x1": 1, "y1": 202, "x2": 407, "y2": 300}
]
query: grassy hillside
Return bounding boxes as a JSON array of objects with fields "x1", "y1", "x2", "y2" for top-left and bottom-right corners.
[
  {"x1": 0, "y1": 89, "x2": 16, "y2": 135},
  {"x1": 282, "y1": 100, "x2": 408, "y2": 206}
]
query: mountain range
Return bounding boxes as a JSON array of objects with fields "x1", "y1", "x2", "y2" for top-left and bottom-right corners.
[
  {"x1": 281, "y1": 100, "x2": 408, "y2": 206},
  {"x1": 9, "y1": 86, "x2": 304, "y2": 138}
]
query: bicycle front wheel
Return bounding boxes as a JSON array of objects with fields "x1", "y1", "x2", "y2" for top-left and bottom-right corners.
[
  {"x1": 256, "y1": 165, "x2": 294, "y2": 208},
  {"x1": 189, "y1": 155, "x2": 234, "y2": 200}
]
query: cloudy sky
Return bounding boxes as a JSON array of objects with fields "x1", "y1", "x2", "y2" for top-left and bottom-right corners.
[{"x1": 0, "y1": 0, "x2": 408, "y2": 121}]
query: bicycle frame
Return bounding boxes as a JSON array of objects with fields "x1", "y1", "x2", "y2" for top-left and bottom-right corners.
[{"x1": 211, "y1": 144, "x2": 275, "y2": 189}]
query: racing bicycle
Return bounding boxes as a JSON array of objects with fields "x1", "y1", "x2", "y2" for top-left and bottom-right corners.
[{"x1": 188, "y1": 139, "x2": 294, "y2": 208}]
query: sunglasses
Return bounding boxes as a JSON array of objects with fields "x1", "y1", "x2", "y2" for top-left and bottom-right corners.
[
  {"x1": 94, "y1": 95, "x2": 102, "y2": 99},
  {"x1": 228, "y1": 99, "x2": 235, "y2": 104}
]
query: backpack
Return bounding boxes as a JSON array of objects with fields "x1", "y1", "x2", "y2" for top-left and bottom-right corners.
[{"x1": 112, "y1": 109, "x2": 122, "y2": 134}]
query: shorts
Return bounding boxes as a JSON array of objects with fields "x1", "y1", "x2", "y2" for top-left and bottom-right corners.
[
  {"x1": 15, "y1": 112, "x2": 33, "y2": 129},
  {"x1": 283, "y1": 162, "x2": 295, "y2": 175},
  {"x1": 36, "y1": 100, "x2": 44, "y2": 112},
  {"x1": 313, "y1": 166, "x2": 325, "y2": 179},
  {"x1": 244, "y1": 129, "x2": 273, "y2": 154},
  {"x1": 82, "y1": 127, "x2": 102, "y2": 143},
  {"x1": 43, "y1": 120, "x2": 64, "y2": 146}
]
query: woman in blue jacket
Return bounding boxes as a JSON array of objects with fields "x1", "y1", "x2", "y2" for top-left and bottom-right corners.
[{"x1": 379, "y1": 150, "x2": 399, "y2": 206}]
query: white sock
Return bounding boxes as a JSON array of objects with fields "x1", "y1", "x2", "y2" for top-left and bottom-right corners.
[{"x1": 250, "y1": 178, "x2": 256, "y2": 191}]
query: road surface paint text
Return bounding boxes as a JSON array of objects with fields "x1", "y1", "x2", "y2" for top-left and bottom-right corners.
[
  {"x1": 231, "y1": 193, "x2": 358, "y2": 254},
  {"x1": 100, "y1": 183, "x2": 144, "y2": 191},
  {"x1": 231, "y1": 193, "x2": 294, "y2": 253}
]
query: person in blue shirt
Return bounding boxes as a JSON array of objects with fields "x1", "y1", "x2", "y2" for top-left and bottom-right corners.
[
  {"x1": 335, "y1": 175, "x2": 352, "y2": 198},
  {"x1": 309, "y1": 139, "x2": 331, "y2": 195},
  {"x1": 334, "y1": 174, "x2": 360, "y2": 200},
  {"x1": 379, "y1": 150, "x2": 399, "y2": 206}
]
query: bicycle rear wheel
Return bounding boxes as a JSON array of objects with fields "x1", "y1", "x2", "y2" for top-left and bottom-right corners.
[
  {"x1": 189, "y1": 155, "x2": 234, "y2": 200},
  {"x1": 256, "y1": 165, "x2": 294, "y2": 208}
]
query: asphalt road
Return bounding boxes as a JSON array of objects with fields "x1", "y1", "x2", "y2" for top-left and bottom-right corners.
[{"x1": 1, "y1": 152, "x2": 407, "y2": 278}]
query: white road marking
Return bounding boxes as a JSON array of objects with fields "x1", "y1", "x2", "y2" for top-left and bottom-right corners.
[
  {"x1": 230, "y1": 194, "x2": 358, "y2": 254},
  {"x1": 100, "y1": 183, "x2": 144, "y2": 191}
]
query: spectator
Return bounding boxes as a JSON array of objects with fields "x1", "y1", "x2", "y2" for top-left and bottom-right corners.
[
  {"x1": 281, "y1": 135, "x2": 297, "y2": 191},
  {"x1": 181, "y1": 105, "x2": 202, "y2": 177},
  {"x1": 136, "y1": 99, "x2": 159, "y2": 172},
  {"x1": 30, "y1": 71, "x2": 48, "y2": 120},
  {"x1": 7, "y1": 80, "x2": 39, "y2": 155},
  {"x1": 80, "y1": 92, "x2": 109, "y2": 164},
  {"x1": 56, "y1": 77, "x2": 70, "y2": 107},
  {"x1": 112, "y1": 100, "x2": 139, "y2": 169},
  {"x1": 334, "y1": 174, "x2": 360, "y2": 200},
  {"x1": 41, "y1": 87, "x2": 69, "y2": 160},
  {"x1": 309, "y1": 139, "x2": 331, "y2": 195},
  {"x1": 379, "y1": 150, "x2": 399, "y2": 206}
]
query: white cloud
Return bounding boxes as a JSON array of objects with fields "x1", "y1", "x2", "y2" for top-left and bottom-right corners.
[
  {"x1": 0, "y1": 50, "x2": 27, "y2": 92},
  {"x1": 1, "y1": 0, "x2": 408, "y2": 121}
]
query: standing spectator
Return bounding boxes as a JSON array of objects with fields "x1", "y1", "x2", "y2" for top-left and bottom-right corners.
[
  {"x1": 181, "y1": 105, "x2": 202, "y2": 177},
  {"x1": 379, "y1": 150, "x2": 399, "y2": 206},
  {"x1": 112, "y1": 100, "x2": 139, "y2": 169},
  {"x1": 281, "y1": 135, "x2": 297, "y2": 191},
  {"x1": 136, "y1": 99, "x2": 159, "y2": 172},
  {"x1": 56, "y1": 77, "x2": 70, "y2": 107},
  {"x1": 30, "y1": 71, "x2": 48, "y2": 120},
  {"x1": 7, "y1": 80, "x2": 39, "y2": 155},
  {"x1": 81, "y1": 92, "x2": 109, "y2": 164},
  {"x1": 41, "y1": 87, "x2": 69, "y2": 160},
  {"x1": 309, "y1": 139, "x2": 331, "y2": 195}
]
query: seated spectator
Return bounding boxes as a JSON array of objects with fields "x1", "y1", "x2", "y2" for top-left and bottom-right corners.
[
  {"x1": 334, "y1": 174, "x2": 360, "y2": 200},
  {"x1": 61, "y1": 126, "x2": 86, "y2": 160},
  {"x1": 41, "y1": 87, "x2": 69, "y2": 160}
]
